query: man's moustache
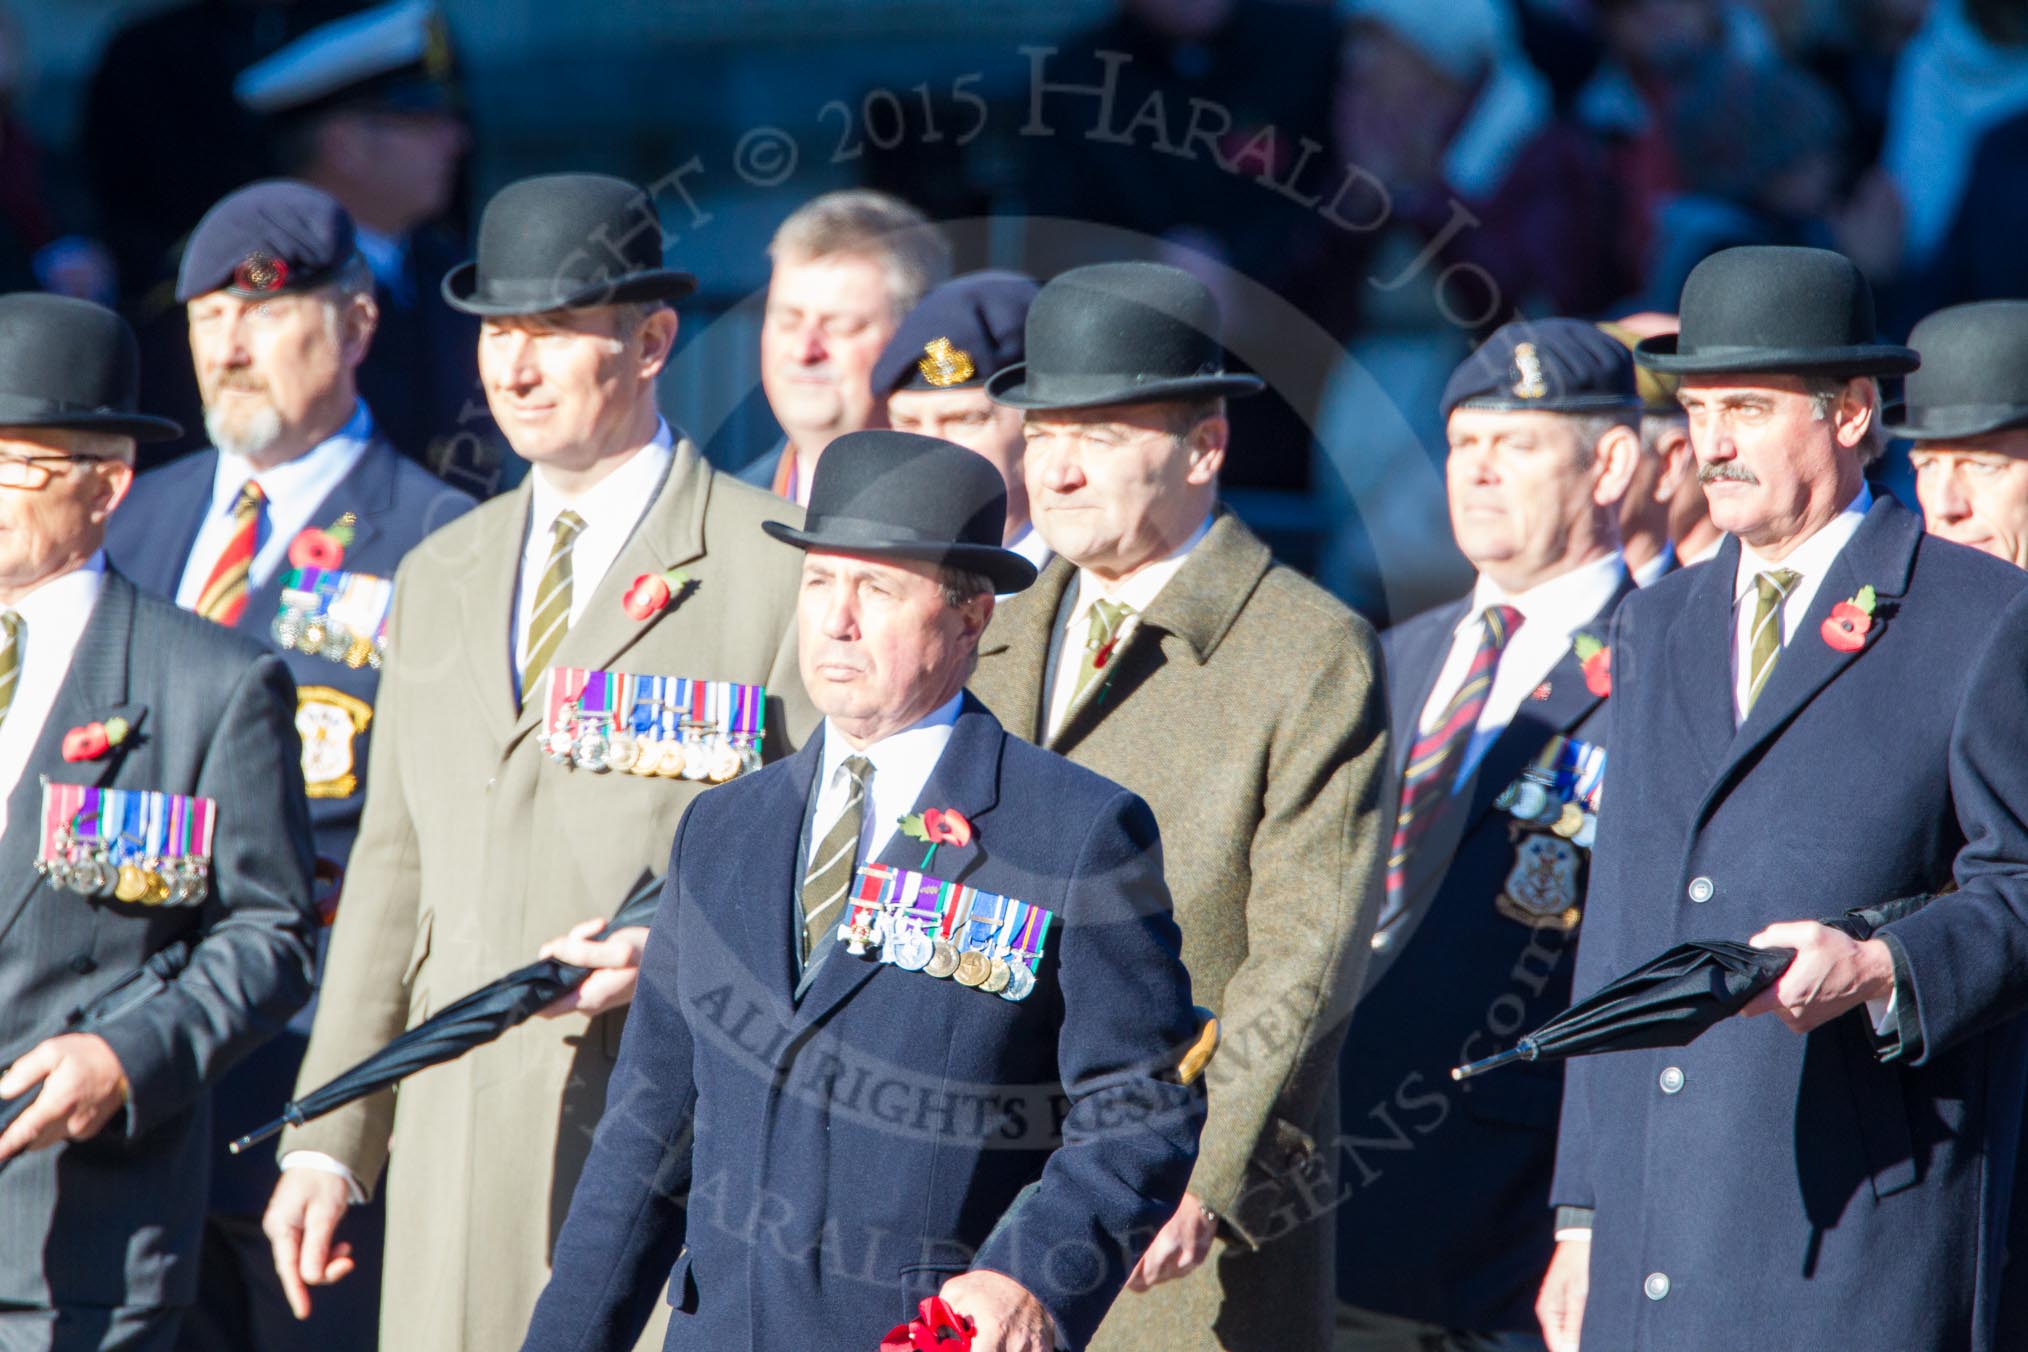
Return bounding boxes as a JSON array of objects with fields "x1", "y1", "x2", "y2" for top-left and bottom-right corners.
[{"x1": 1698, "y1": 463, "x2": 1759, "y2": 485}]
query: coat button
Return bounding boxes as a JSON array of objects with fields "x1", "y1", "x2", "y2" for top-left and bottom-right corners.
[
  {"x1": 68, "y1": 953, "x2": 96, "y2": 975},
  {"x1": 1645, "y1": 1272, "x2": 1671, "y2": 1301},
  {"x1": 1687, "y1": 876, "x2": 1714, "y2": 904},
  {"x1": 1659, "y1": 1066, "x2": 1685, "y2": 1094}
]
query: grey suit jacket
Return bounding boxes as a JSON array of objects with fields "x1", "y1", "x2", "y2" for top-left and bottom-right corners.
[{"x1": 0, "y1": 569, "x2": 317, "y2": 1309}]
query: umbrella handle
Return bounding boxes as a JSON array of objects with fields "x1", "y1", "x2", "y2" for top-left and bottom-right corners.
[{"x1": 1450, "y1": 1039, "x2": 1539, "y2": 1081}]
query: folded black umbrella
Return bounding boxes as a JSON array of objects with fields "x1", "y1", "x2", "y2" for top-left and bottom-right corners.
[
  {"x1": 1450, "y1": 893, "x2": 1937, "y2": 1081},
  {"x1": 0, "y1": 940, "x2": 196, "y2": 1171},
  {"x1": 229, "y1": 875, "x2": 665, "y2": 1155}
]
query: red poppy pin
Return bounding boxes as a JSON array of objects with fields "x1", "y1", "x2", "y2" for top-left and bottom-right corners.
[
  {"x1": 879, "y1": 1296, "x2": 975, "y2": 1352},
  {"x1": 288, "y1": 512, "x2": 357, "y2": 571},
  {"x1": 1572, "y1": 633, "x2": 1612, "y2": 697},
  {"x1": 61, "y1": 716, "x2": 130, "y2": 763},
  {"x1": 899, "y1": 807, "x2": 974, "y2": 870},
  {"x1": 622, "y1": 567, "x2": 694, "y2": 621},
  {"x1": 1821, "y1": 585, "x2": 1877, "y2": 653}
]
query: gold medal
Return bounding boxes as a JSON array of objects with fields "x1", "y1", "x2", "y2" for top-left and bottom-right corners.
[
  {"x1": 1552, "y1": 803, "x2": 1585, "y2": 839},
  {"x1": 344, "y1": 636, "x2": 373, "y2": 669},
  {"x1": 145, "y1": 867, "x2": 173, "y2": 906},
  {"x1": 299, "y1": 620, "x2": 328, "y2": 654},
  {"x1": 925, "y1": 938, "x2": 960, "y2": 979},
  {"x1": 982, "y1": 958, "x2": 1012, "y2": 994},
  {"x1": 114, "y1": 863, "x2": 151, "y2": 904},
  {"x1": 954, "y1": 951, "x2": 990, "y2": 987},
  {"x1": 654, "y1": 740, "x2": 687, "y2": 778},
  {"x1": 628, "y1": 737, "x2": 662, "y2": 777}
]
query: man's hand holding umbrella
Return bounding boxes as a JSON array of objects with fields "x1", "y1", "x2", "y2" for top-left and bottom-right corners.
[
  {"x1": 1743, "y1": 920, "x2": 1897, "y2": 1033},
  {"x1": 533, "y1": 918, "x2": 651, "y2": 1019}
]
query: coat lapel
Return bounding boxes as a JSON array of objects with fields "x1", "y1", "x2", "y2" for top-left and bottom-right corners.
[
  {"x1": 789, "y1": 699, "x2": 1004, "y2": 1036},
  {"x1": 233, "y1": 437, "x2": 402, "y2": 646},
  {"x1": 1662, "y1": 535, "x2": 1743, "y2": 784},
  {"x1": 1050, "y1": 508, "x2": 1270, "y2": 753},
  {"x1": 0, "y1": 573, "x2": 138, "y2": 948},
  {"x1": 1695, "y1": 497, "x2": 1918, "y2": 827},
  {"x1": 975, "y1": 557, "x2": 1069, "y2": 745},
  {"x1": 1384, "y1": 598, "x2": 1471, "y2": 779},
  {"x1": 505, "y1": 441, "x2": 712, "y2": 750},
  {"x1": 741, "y1": 732, "x2": 826, "y2": 1009},
  {"x1": 461, "y1": 480, "x2": 529, "y2": 747}
]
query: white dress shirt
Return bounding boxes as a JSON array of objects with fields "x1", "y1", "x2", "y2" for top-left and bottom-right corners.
[
  {"x1": 1631, "y1": 542, "x2": 1677, "y2": 588},
  {"x1": 1729, "y1": 485, "x2": 1871, "y2": 726},
  {"x1": 0, "y1": 553, "x2": 106, "y2": 841},
  {"x1": 1416, "y1": 553, "x2": 1626, "y2": 788},
  {"x1": 1042, "y1": 513, "x2": 1214, "y2": 739},
  {"x1": 176, "y1": 403, "x2": 375, "y2": 610},
  {"x1": 807, "y1": 691, "x2": 964, "y2": 881},
  {"x1": 511, "y1": 422, "x2": 674, "y2": 698}
]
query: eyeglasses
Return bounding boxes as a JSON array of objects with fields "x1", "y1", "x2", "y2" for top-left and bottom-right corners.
[{"x1": 0, "y1": 452, "x2": 111, "y2": 491}]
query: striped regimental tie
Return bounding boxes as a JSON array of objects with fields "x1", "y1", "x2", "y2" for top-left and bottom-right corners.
[
  {"x1": 1072, "y1": 597, "x2": 1134, "y2": 707},
  {"x1": 801, "y1": 755, "x2": 873, "y2": 963},
  {"x1": 0, "y1": 612, "x2": 21, "y2": 728},
  {"x1": 1376, "y1": 604, "x2": 1525, "y2": 939},
  {"x1": 1743, "y1": 569, "x2": 1802, "y2": 717},
  {"x1": 194, "y1": 481, "x2": 265, "y2": 625},
  {"x1": 520, "y1": 510, "x2": 586, "y2": 705}
]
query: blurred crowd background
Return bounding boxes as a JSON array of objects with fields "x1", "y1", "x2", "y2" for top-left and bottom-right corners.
[{"x1": 4, "y1": 0, "x2": 2021, "y2": 622}]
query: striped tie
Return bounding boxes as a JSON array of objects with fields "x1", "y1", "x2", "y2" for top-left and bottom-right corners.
[
  {"x1": 520, "y1": 510, "x2": 585, "y2": 703},
  {"x1": 194, "y1": 481, "x2": 265, "y2": 625},
  {"x1": 1379, "y1": 604, "x2": 1525, "y2": 934},
  {"x1": 0, "y1": 612, "x2": 22, "y2": 728},
  {"x1": 1744, "y1": 569, "x2": 1801, "y2": 716},
  {"x1": 1073, "y1": 597, "x2": 1135, "y2": 706},
  {"x1": 802, "y1": 755, "x2": 873, "y2": 962}
]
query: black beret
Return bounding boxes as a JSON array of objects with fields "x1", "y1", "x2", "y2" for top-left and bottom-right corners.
[
  {"x1": 176, "y1": 180, "x2": 358, "y2": 304},
  {"x1": 1441, "y1": 317, "x2": 1641, "y2": 423},
  {"x1": 875, "y1": 270, "x2": 1039, "y2": 398}
]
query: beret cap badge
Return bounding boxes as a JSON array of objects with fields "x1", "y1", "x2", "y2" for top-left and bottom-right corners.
[
  {"x1": 1511, "y1": 342, "x2": 1549, "y2": 400},
  {"x1": 233, "y1": 251, "x2": 291, "y2": 295},
  {"x1": 918, "y1": 337, "x2": 975, "y2": 389}
]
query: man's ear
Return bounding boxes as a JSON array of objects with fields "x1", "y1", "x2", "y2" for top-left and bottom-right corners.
[
  {"x1": 1590, "y1": 422, "x2": 1641, "y2": 510},
  {"x1": 1834, "y1": 381, "x2": 1877, "y2": 451},
  {"x1": 1183, "y1": 416, "x2": 1228, "y2": 487},
  {"x1": 637, "y1": 308, "x2": 679, "y2": 381},
  {"x1": 1653, "y1": 424, "x2": 1695, "y2": 506}
]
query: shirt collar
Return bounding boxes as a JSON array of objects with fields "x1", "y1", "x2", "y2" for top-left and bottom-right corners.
[
  {"x1": 818, "y1": 690, "x2": 964, "y2": 788},
  {"x1": 1464, "y1": 551, "x2": 1626, "y2": 637},
  {"x1": 1733, "y1": 484, "x2": 1873, "y2": 603},
  {"x1": 528, "y1": 419, "x2": 675, "y2": 535},
  {"x1": 1070, "y1": 511, "x2": 1216, "y2": 625},
  {"x1": 211, "y1": 401, "x2": 373, "y2": 515},
  {"x1": 7, "y1": 549, "x2": 106, "y2": 626}
]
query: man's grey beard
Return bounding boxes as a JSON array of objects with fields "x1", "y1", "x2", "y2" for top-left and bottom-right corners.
[{"x1": 205, "y1": 400, "x2": 285, "y2": 461}]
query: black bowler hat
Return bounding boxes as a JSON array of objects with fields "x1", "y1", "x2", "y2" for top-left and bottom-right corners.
[
  {"x1": 177, "y1": 180, "x2": 356, "y2": 303},
  {"x1": 986, "y1": 261, "x2": 1264, "y2": 410},
  {"x1": 875, "y1": 270, "x2": 1039, "y2": 397},
  {"x1": 1441, "y1": 317, "x2": 1640, "y2": 422},
  {"x1": 762, "y1": 431, "x2": 1037, "y2": 593},
  {"x1": 1884, "y1": 301, "x2": 2028, "y2": 441},
  {"x1": 442, "y1": 173, "x2": 697, "y2": 316},
  {"x1": 1635, "y1": 246, "x2": 1917, "y2": 378},
  {"x1": 0, "y1": 294, "x2": 180, "y2": 442}
]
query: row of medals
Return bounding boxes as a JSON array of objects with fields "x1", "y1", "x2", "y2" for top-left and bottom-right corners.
[
  {"x1": 1495, "y1": 773, "x2": 1596, "y2": 849},
  {"x1": 272, "y1": 609, "x2": 385, "y2": 671},
  {"x1": 37, "y1": 839, "x2": 211, "y2": 906},
  {"x1": 545, "y1": 714, "x2": 761, "y2": 783},
  {"x1": 845, "y1": 911, "x2": 1037, "y2": 1002}
]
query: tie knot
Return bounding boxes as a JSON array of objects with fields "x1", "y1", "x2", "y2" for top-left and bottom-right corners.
[
  {"x1": 0, "y1": 611, "x2": 20, "y2": 646},
  {"x1": 234, "y1": 480, "x2": 266, "y2": 515},
  {"x1": 1755, "y1": 569, "x2": 1801, "y2": 607},
  {"x1": 1086, "y1": 597, "x2": 1134, "y2": 649},
  {"x1": 552, "y1": 509, "x2": 586, "y2": 544},
  {"x1": 839, "y1": 754, "x2": 873, "y2": 791},
  {"x1": 1481, "y1": 603, "x2": 1524, "y2": 649}
]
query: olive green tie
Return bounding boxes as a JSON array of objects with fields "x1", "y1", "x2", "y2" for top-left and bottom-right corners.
[
  {"x1": 802, "y1": 755, "x2": 873, "y2": 963},
  {"x1": 1745, "y1": 569, "x2": 1801, "y2": 716},
  {"x1": 521, "y1": 509, "x2": 585, "y2": 704},
  {"x1": 1073, "y1": 598, "x2": 1135, "y2": 706},
  {"x1": 0, "y1": 612, "x2": 21, "y2": 728}
]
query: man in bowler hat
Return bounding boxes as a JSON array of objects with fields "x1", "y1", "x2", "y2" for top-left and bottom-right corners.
[
  {"x1": 0, "y1": 293, "x2": 316, "y2": 1351},
  {"x1": 1541, "y1": 246, "x2": 2028, "y2": 1352},
  {"x1": 103, "y1": 178, "x2": 473, "y2": 1352},
  {"x1": 877, "y1": 270, "x2": 1049, "y2": 574},
  {"x1": 1336, "y1": 319, "x2": 1641, "y2": 1352},
  {"x1": 519, "y1": 430, "x2": 1203, "y2": 1352},
  {"x1": 265, "y1": 173, "x2": 815, "y2": 1352},
  {"x1": 1897, "y1": 301, "x2": 2028, "y2": 571},
  {"x1": 967, "y1": 261, "x2": 1387, "y2": 1352}
]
